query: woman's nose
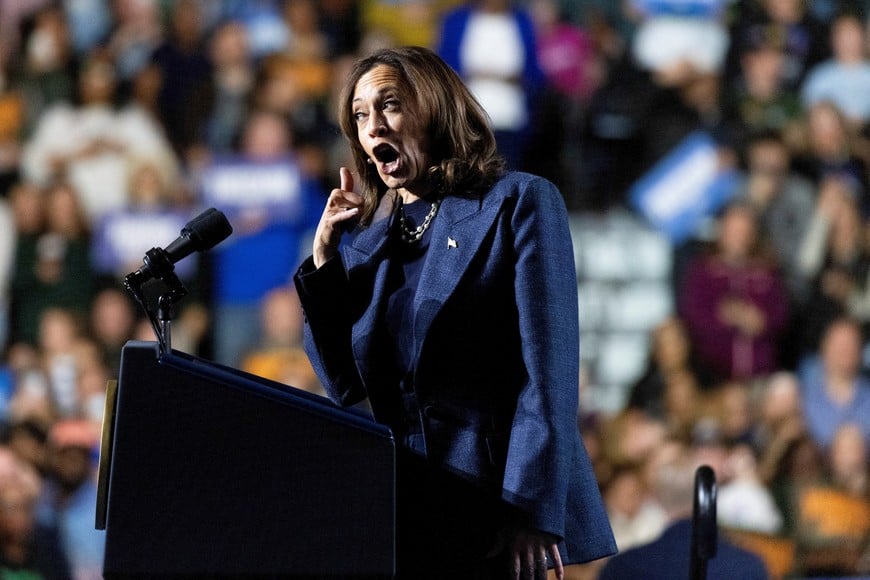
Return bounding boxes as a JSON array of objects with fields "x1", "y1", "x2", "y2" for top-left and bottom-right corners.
[{"x1": 367, "y1": 113, "x2": 387, "y2": 137}]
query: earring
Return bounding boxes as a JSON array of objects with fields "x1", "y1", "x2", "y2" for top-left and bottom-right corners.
[{"x1": 367, "y1": 158, "x2": 373, "y2": 164}]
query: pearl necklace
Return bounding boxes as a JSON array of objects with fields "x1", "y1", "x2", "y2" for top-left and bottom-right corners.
[{"x1": 398, "y1": 198, "x2": 441, "y2": 243}]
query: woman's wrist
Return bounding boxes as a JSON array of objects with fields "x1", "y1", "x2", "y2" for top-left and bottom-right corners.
[{"x1": 313, "y1": 247, "x2": 334, "y2": 269}]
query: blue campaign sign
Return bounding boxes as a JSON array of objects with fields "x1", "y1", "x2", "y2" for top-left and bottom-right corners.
[
  {"x1": 629, "y1": 131, "x2": 739, "y2": 244},
  {"x1": 630, "y1": 0, "x2": 726, "y2": 17},
  {"x1": 200, "y1": 156, "x2": 303, "y2": 222},
  {"x1": 92, "y1": 209, "x2": 196, "y2": 278}
]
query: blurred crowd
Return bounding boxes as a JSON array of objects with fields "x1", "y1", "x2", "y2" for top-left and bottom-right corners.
[{"x1": 0, "y1": 0, "x2": 868, "y2": 578}]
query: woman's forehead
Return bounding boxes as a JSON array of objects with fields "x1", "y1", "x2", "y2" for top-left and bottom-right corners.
[{"x1": 353, "y1": 65, "x2": 404, "y2": 101}]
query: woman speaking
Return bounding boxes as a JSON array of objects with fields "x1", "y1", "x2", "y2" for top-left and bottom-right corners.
[{"x1": 294, "y1": 46, "x2": 615, "y2": 579}]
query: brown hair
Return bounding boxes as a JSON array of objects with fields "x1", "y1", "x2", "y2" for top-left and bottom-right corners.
[{"x1": 339, "y1": 46, "x2": 504, "y2": 225}]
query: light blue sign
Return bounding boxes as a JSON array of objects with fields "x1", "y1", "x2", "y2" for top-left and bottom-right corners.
[{"x1": 630, "y1": 132, "x2": 739, "y2": 243}]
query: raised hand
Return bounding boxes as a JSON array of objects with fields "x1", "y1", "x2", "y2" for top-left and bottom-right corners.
[{"x1": 313, "y1": 167, "x2": 363, "y2": 268}]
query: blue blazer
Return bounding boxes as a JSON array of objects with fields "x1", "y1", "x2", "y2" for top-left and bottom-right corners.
[{"x1": 295, "y1": 172, "x2": 615, "y2": 565}]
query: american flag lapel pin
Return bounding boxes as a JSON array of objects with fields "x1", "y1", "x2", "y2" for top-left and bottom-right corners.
[{"x1": 447, "y1": 237, "x2": 458, "y2": 249}]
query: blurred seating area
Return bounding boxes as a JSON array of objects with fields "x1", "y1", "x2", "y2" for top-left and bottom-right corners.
[{"x1": 0, "y1": 0, "x2": 869, "y2": 578}]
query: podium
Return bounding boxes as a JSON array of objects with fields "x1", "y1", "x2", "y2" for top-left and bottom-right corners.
[{"x1": 97, "y1": 342, "x2": 396, "y2": 579}]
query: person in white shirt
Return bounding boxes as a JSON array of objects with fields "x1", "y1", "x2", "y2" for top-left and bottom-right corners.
[
  {"x1": 21, "y1": 51, "x2": 176, "y2": 223},
  {"x1": 801, "y1": 12, "x2": 870, "y2": 127}
]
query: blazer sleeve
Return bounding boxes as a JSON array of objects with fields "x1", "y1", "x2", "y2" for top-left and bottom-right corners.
[
  {"x1": 501, "y1": 176, "x2": 579, "y2": 539},
  {"x1": 294, "y1": 255, "x2": 367, "y2": 407}
]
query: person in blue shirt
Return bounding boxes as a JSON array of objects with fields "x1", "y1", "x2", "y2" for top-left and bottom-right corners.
[
  {"x1": 801, "y1": 12, "x2": 870, "y2": 126},
  {"x1": 204, "y1": 109, "x2": 324, "y2": 367},
  {"x1": 797, "y1": 317, "x2": 870, "y2": 449}
]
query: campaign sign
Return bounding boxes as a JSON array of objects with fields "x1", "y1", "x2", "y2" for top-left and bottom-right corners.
[
  {"x1": 200, "y1": 157, "x2": 303, "y2": 224},
  {"x1": 630, "y1": 0, "x2": 726, "y2": 17},
  {"x1": 629, "y1": 131, "x2": 739, "y2": 244},
  {"x1": 92, "y1": 210, "x2": 195, "y2": 278}
]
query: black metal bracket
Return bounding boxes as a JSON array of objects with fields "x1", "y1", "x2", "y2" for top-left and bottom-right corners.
[{"x1": 124, "y1": 247, "x2": 188, "y2": 356}]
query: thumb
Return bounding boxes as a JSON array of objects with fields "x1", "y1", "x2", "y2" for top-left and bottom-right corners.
[{"x1": 339, "y1": 166, "x2": 354, "y2": 193}]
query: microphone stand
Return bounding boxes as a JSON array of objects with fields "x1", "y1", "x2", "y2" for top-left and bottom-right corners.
[
  {"x1": 690, "y1": 465, "x2": 717, "y2": 580},
  {"x1": 124, "y1": 247, "x2": 189, "y2": 357}
]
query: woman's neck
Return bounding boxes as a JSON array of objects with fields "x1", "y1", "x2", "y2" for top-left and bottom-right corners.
[{"x1": 397, "y1": 182, "x2": 435, "y2": 205}]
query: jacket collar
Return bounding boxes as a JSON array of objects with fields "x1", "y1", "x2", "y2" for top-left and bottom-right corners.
[
  {"x1": 344, "y1": 192, "x2": 505, "y2": 383},
  {"x1": 343, "y1": 191, "x2": 497, "y2": 264}
]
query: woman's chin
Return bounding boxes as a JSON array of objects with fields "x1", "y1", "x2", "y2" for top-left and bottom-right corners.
[{"x1": 379, "y1": 173, "x2": 406, "y2": 191}]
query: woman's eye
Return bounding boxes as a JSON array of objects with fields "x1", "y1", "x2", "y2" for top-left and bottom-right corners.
[
  {"x1": 353, "y1": 111, "x2": 366, "y2": 122},
  {"x1": 383, "y1": 99, "x2": 399, "y2": 111}
]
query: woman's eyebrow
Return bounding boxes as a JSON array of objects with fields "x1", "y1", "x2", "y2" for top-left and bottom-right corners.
[{"x1": 352, "y1": 86, "x2": 400, "y2": 103}]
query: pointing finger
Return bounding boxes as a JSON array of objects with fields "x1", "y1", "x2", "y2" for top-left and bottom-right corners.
[{"x1": 340, "y1": 166, "x2": 354, "y2": 193}]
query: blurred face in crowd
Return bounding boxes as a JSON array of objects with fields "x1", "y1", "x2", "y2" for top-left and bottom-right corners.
[
  {"x1": 652, "y1": 317, "x2": 690, "y2": 372},
  {"x1": 38, "y1": 308, "x2": 79, "y2": 356},
  {"x1": 47, "y1": 422, "x2": 97, "y2": 493},
  {"x1": 10, "y1": 183, "x2": 44, "y2": 235},
  {"x1": 0, "y1": 450, "x2": 40, "y2": 546},
  {"x1": 748, "y1": 139, "x2": 789, "y2": 183},
  {"x1": 284, "y1": 0, "x2": 320, "y2": 36},
  {"x1": 242, "y1": 111, "x2": 290, "y2": 159},
  {"x1": 821, "y1": 320, "x2": 862, "y2": 379},
  {"x1": 128, "y1": 163, "x2": 167, "y2": 208},
  {"x1": 717, "y1": 205, "x2": 758, "y2": 263},
  {"x1": 171, "y1": 0, "x2": 203, "y2": 47},
  {"x1": 742, "y1": 46, "x2": 786, "y2": 99},
  {"x1": 260, "y1": 287, "x2": 304, "y2": 345},
  {"x1": 45, "y1": 183, "x2": 86, "y2": 238},
  {"x1": 91, "y1": 289, "x2": 136, "y2": 347},
  {"x1": 746, "y1": 137, "x2": 790, "y2": 207},
  {"x1": 26, "y1": 7, "x2": 70, "y2": 73},
  {"x1": 831, "y1": 15, "x2": 866, "y2": 64},
  {"x1": 724, "y1": 444, "x2": 759, "y2": 482},
  {"x1": 51, "y1": 446, "x2": 91, "y2": 493},
  {"x1": 0, "y1": 486, "x2": 36, "y2": 544},
  {"x1": 79, "y1": 56, "x2": 117, "y2": 104},
  {"x1": 210, "y1": 21, "x2": 249, "y2": 69},
  {"x1": 763, "y1": 0, "x2": 803, "y2": 23},
  {"x1": 352, "y1": 65, "x2": 433, "y2": 198},
  {"x1": 6, "y1": 423, "x2": 47, "y2": 476},
  {"x1": 132, "y1": 63, "x2": 162, "y2": 109},
  {"x1": 604, "y1": 469, "x2": 646, "y2": 519},
  {"x1": 642, "y1": 438, "x2": 686, "y2": 490},
  {"x1": 113, "y1": 0, "x2": 159, "y2": 25},
  {"x1": 762, "y1": 373, "x2": 801, "y2": 425},
  {"x1": 808, "y1": 102, "x2": 849, "y2": 158}
]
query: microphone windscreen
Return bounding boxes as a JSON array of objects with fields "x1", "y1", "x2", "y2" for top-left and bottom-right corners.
[{"x1": 182, "y1": 208, "x2": 233, "y2": 251}]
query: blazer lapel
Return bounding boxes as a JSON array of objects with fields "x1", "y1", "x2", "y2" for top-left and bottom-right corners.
[
  {"x1": 341, "y1": 192, "x2": 505, "y2": 391},
  {"x1": 343, "y1": 216, "x2": 391, "y2": 269},
  {"x1": 412, "y1": 194, "x2": 504, "y2": 352},
  {"x1": 344, "y1": 203, "x2": 395, "y2": 381}
]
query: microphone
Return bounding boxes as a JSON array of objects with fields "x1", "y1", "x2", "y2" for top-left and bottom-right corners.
[
  {"x1": 127, "y1": 208, "x2": 233, "y2": 286},
  {"x1": 163, "y1": 207, "x2": 233, "y2": 265}
]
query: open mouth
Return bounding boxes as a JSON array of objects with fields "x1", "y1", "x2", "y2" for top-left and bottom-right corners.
[{"x1": 372, "y1": 143, "x2": 400, "y2": 174}]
